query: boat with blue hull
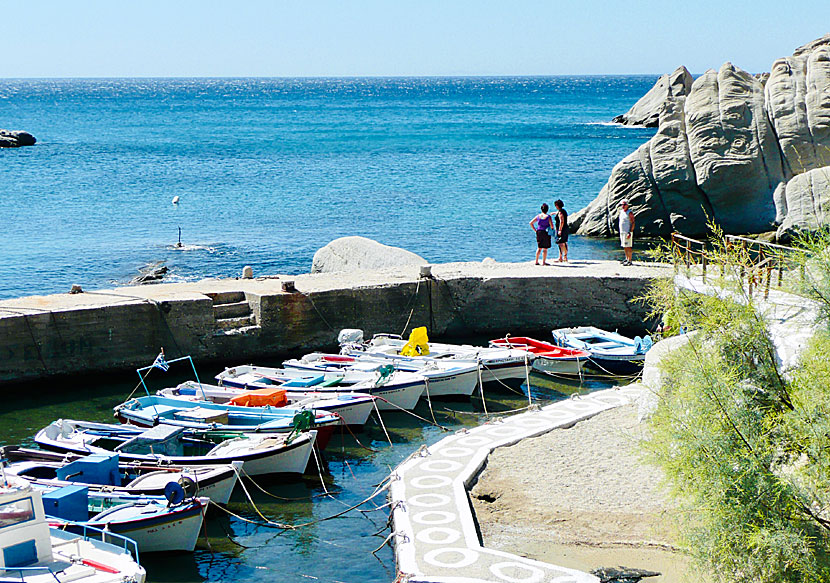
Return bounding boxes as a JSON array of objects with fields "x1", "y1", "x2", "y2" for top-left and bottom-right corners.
[{"x1": 550, "y1": 326, "x2": 652, "y2": 375}]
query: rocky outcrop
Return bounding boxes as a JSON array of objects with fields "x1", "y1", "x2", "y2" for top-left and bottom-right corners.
[
  {"x1": 776, "y1": 166, "x2": 830, "y2": 237},
  {"x1": 612, "y1": 66, "x2": 693, "y2": 127},
  {"x1": 311, "y1": 236, "x2": 428, "y2": 273},
  {"x1": 574, "y1": 35, "x2": 830, "y2": 238},
  {"x1": 0, "y1": 130, "x2": 36, "y2": 148}
]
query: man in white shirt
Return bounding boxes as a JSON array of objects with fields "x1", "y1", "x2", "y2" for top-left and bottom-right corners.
[{"x1": 618, "y1": 200, "x2": 635, "y2": 266}]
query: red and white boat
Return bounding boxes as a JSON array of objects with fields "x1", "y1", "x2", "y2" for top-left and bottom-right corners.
[{"x1": 489, "y1": 336, "x2": 590, "y2": 376}]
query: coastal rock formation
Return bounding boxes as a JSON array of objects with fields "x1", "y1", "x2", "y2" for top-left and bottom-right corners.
[
  {"x1": 574, "y1": 34, "x2": 830, "y2": 238},
  {"x1": 311, "y1": 236, "x2": 428, "y2": 273},
  {"x1": 612, "y1": 66, "x2": 693, "y2": 127},
  {"x1": 776, "y1": 166, "x2": 830, "y2": 237},
  {"x1": 0, "y1": 130, "x2": 36, "y2": 148},
  {"x1": 129, "y1": 261, "x2": 168, "y2": 284}
]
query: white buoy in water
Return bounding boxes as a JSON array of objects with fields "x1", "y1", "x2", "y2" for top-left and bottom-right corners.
[{"x1": 172, "y1": 195, "x2": 180, "y2": 204}]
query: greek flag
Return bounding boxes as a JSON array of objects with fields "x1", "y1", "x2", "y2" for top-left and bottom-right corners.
[{"x1": 152, "y1": 351, "x2": 169, "y2": 372}]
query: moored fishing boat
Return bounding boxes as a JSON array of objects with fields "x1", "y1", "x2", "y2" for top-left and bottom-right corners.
[
  {"x1": 489, "y1": 335, "x2": 590, "y2": 376},
  {"x1": 283, "y1": 352, "x2": 479, "y2": 398},
  {"x1": 215, "y1": 365, "x2": 426, "y2": 411},
  {"x1": 1, "y1": 446, "x2": 239, "y2": 505},
  {"x1": 348, "y1": 328, "x2": 534, "y2": 388},
  {"x1": 34, "y1": 420, "x2": 317, "y2": 478},
  {"x1": 42, "y1": 487, "x2": 208, "y2": 553},
  {"x1": 159, "y1": 381, "x2": 376, "y2": 428},
  {"x1": 113, "y1": 394, "x2": 339, "y2": 450},
  {"x1": 551, "y1": 326, "x2": 652, "y2": 375},
  {"x1": 0, "y1": 476, "x2": 146, "y2": 582}
]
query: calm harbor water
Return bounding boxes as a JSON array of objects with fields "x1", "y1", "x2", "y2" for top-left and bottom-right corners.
[
  {"x1": 0, "y1": 77, "x2": 656, "y2": 299},
  {"x1": 0, "y1": 350, "x2": 616, "y2": 583}
]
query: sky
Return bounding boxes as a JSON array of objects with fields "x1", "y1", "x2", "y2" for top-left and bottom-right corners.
[{"x1": 3, "y1": 1, "x2": 829, "y2": 77}]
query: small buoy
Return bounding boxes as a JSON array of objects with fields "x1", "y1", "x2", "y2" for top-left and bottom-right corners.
[{"x1": 172, "y1": 195, "x2": 180, "y2": 204}]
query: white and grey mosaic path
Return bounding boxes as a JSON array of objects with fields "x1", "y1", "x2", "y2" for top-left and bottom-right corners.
[{"x1": 390, "y1": 385, "x2": 644, "y2": 583}]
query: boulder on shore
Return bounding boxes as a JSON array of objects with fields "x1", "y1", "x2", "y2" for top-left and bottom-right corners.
[
  {"x1": 311, "y1": 236, "x2": 428, "y2": 274},
  {"x1": 0, "y1": 130, "x2": 36, "y2": 148},
  {"x1": 574, "y1": 34, "x2": 830, "y2": 238},
  {"x1": 612, "y1": 66, "x2": 693, "y2": 128}
]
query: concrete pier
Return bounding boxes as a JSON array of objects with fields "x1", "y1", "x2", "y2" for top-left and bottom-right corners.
[{"x1": 0, "y1": 260, "x2": 668, "y2": 386}]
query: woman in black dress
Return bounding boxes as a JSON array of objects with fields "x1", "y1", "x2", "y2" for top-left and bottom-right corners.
[{"x1": 554, "y1": 199, "x2": 569, "y2": 262}]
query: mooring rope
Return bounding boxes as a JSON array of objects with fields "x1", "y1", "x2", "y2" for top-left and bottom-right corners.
[{"x1": 373, "y1": 395, "x2": 450, "y2": 432}]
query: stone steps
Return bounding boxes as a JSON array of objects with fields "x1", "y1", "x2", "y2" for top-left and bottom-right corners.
[
  {"x1": 209, "y1": 291, "x2": 246, "y2": 305},
  {"x1": 215, "y1": 315, "x2": 255, "y2": 331},
  {"x1": 213, "y1": 300, "x2": 251, "y2": 319},
  {"x1": 208, "y1": 291, "x2": 257, "y2": 334}
]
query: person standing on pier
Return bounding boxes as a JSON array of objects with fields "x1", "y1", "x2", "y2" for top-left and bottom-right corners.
[
  {"x1": 619, "y1": 199, "x2": 635, "y2": 266},
  {"x1": 530, "y1": 203, "x2": 553, "y2": 265},
  {"x1": 553, "y1": 199, "x2": 569, "y2": 262}
]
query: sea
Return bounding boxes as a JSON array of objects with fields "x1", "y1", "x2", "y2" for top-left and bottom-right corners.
[
  {"x1": 0, "y1": 77, "x2": 657, "y2": 300},
  {"x1": 1, "y1": 77, "x2": 654, "y2": 582}
]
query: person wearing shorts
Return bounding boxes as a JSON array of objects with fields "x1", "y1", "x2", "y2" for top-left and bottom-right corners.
[
  {"x1": 553, "y1": 199, "x2": 569, "y2": 262},
  {"x1": 530, "y1": 203, "x2": 553, "y2": 265},
  {"x1": 619, "y1": 199, "x2": 635, "y2": 265}
]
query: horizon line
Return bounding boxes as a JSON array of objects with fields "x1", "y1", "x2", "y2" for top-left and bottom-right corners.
[{"x1": 0, "y1": 72, "x2": 723, "y2": 81}]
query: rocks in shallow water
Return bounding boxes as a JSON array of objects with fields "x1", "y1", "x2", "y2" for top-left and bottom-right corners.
[
  {"x1": 0, "y1": 130, "x2": 37, "y2": 147},
  {"x1": 612, "y1": 66, "x2": 693, "y2": 128},
  {"x1": 591, "y1": 566, "x2": 661, "y2": 583},
  {"x1": 130, "y1": 261, "x2": 168, "y2": 284},
  {"x1": 575, "y1": 35, "x2": 830, "y2": 238},
  {"x1": 311, "y1": 236, "x2": 428, "y2": 273}
]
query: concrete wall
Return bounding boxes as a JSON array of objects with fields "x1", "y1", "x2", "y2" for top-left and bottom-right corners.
[{"x1": 0, "y1": 261, "x2": 667, "y2": 386}]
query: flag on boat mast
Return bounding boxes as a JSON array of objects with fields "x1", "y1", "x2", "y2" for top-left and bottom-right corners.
[{"x1": 152, "y1": 349, "x2": 170, "y2": 372}]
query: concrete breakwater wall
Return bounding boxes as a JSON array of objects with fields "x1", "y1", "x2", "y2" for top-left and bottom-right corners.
[{"x1": 0, "y1": 261, "x2": 669, "y2": 386}]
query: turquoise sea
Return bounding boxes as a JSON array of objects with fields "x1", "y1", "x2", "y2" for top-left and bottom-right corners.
[{"x1": 0, "y1": 77, "x2": 657, "y2": 299}]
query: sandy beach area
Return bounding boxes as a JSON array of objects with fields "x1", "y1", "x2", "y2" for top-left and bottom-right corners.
[{"x1": 470, "y1": 403, "x2": 691, "y2": 582}]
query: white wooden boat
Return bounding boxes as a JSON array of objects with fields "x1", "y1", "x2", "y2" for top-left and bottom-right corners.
[
  {"x1": 357, "y1": 333, "x2": 534, "y2": 387},
  {"x1": 0, "y1": 476, "x2": 146, "y2": 582},
  {"x1": 34, "y1": 420, "x2": 316, "y2": 478},
  {"x1": 551, "y1": 326, "x2": 653, "y2": 375},
  {"x1": 284, "y1": 352, "x2": 479, "y2": 398},
  {"x1": 158, "y1": 381, "x2": 376, "y2": 428},
  {"x1": 215, "y1": 366, "x2": 425, "y2": 411},
  {"x1": 1, "y1": 446, "x2": 240, "y2": 505},
  {"x1": 43, "y1": 488, "x2": 208, "y2": 553}
]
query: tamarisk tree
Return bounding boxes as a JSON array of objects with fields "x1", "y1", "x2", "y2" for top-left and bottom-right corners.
[{"x1": 641, "y1": 230, "x2": 830, "y2": 583}]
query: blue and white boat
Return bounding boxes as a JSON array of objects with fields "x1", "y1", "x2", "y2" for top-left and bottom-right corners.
[
  {"x1": 34, "y1": 420, "x2": 317, "y2": 478},
  {"x1": 550, "y1": 326, "x2": 652, "y2": 375},
  {"x1": 41, "y1": 486, "x2": 208, "y2": 553},
  {"x1": 1, "y1": 446, "x2": 239, "y2": 505},
  {"x1": 113, "y1": 394, "x2": 339, "y2": 441}
]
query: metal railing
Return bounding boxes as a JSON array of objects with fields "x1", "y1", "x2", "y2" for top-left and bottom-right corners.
[{"x1": 671, "y1": 233, "x2": 797, "y2": 299}]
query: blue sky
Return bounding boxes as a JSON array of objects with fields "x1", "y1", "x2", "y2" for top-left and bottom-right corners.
[{"x1": 4, "y1": 1, "x2": 828, "y2": 77}]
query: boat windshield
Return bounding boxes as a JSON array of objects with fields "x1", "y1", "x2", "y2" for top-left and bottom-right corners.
[{"x1": 0, "y1": 497, "x2": 35, "y2": 528}]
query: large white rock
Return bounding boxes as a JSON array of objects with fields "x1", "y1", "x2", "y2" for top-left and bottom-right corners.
[
  {"x1": 765, "y1": 40, "x2": 830, "y2": 181},
  {"x1": 574, "y1": 35, "x2": 830, "y2": 238},
  {"x1": 612, "y1": 66, "x2": 693, "y2": 127},
  {"x1": 311, "y1": 236, "x2": 428, "y2": 274},
  {"x1": 776, "y1": 166, "x2": 830, "y2": 238},
  {"x1": 685, "y1": 63, "x2": 784, "y2": 233}
]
